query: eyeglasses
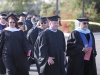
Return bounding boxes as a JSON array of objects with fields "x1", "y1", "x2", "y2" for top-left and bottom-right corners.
[
  {"x1": 41, "y1": 22, "x2": 46, "y2": 24},
  {"x1": 83, "y1": 22, "x2": 89, "y2": 25},
  {"x1": 2, "y1": 18, "x2": 6, "y2": 20},
  {"x1": 9, "y1": 22, "x2": 15, "y2": 23}
]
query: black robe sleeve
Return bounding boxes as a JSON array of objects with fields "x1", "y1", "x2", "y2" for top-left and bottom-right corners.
[
  {"x1": 21, "y1": 30, "x2": 31, "y2": 54},
  {"x1": 62, "y1": 32, "x2": 67, "y2": 55},
  {"x1": 27, "y1": 28, "x2": 38, "y2": 51},
  {"x1": 27, "y1": 28, "x2": 34, "y2": 45},
  {"x1": 91, "y1": 32, "x2": 97, "y2": 56},
  {"x1": 0, "y1": 31, "x2": 5, "y2": 57},
  {"x1": 25, "y1": 21, "x2": 33, "y2": 31},
  {"x1": 35, "y1": 31, "x2": 49, "y2": 59},
  {"x1": 34, "y1": 31, "x2": 49, "y2": 73},
  {"x1": 67, "y1": 31, "x2": 84, "y2": 56}
]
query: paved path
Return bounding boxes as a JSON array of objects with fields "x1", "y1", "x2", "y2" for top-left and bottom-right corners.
[
  {"x1": 94, "y1": 33, "x2": 100, "y2": 74},
  {"x1": 29, "y1": 32, "x2": 100, "y2": 75}
]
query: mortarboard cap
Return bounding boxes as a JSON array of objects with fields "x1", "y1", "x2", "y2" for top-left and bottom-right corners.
[
  {"x1": 18, "y1": 22, "x2": 23, "y2": 26},
  {"x1": 0, "y1": 13, "x2": 7, "y2": 16},
  {"x1": 77, "y1": 17, "x2": 90, "y2": 22},
  {"x1": 47, "y1": 15, "x2": 60, "y2": 21},
  {"x1": 19, "y1": 13, "x2": 26, "y2": 17},
  {"x1": 40, "y1": 17, "x2": 47, "y2": 22},
  {"x1": 6, "y1": 13, "x2": 19, "y2": 21}
]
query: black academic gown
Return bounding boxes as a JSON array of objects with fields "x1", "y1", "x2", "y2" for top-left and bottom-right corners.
[
  {"x1": 66, "y1": 30, "x2": 97, "y2": 75},
  {"x1": 27, "y1": 27, "x2": 42, "y2": 65},
  {"x1": 0, "y1": 24, "x2": 6, "y2": 74},
  {"x1": 25, "y1": 21, "x2": 33, "y2": 32},
  {"x1": 23, "y1": 30, "x2": 27, "y2": 38},
  {"x1": 0, "y1": 58, "x2": 6, "y2": 74},
  {"x1": 27, "y1": 27, "x2": 38, "y2": 50},
  {"x1": 34, "y1": 29, "x2": 67, "y2": 75},
  {"x1": 0, "y1": 30, "x2": 30, "y2": 75}
]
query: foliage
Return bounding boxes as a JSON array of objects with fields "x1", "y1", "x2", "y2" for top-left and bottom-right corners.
[
  {"x1": 39, "y1": 0, "x2": 100, "y2": 32},
  {"x1": 88, "y1": 24, "x2": 100, "y2": 32},
  {"x1": 0, "y1": 0, "x2": 41, "y2": 14},
  {"x1": 68, "y1": 22, "x2": 75, "y2": 31},
  {"x1": 40, "y1": 0, "x2": 100, "y2": 22},
  {"x1": 40, "y1": 2, "x2": 55, "y2": 16}
]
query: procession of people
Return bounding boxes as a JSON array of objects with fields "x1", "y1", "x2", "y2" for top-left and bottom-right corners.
[{"x1": 0, "y1": 12, "x2": 97, "y2": 75}]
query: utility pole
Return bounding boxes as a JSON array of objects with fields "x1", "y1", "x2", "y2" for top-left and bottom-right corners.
[
  {"x1": 82, "y1": 0, "x2": 85, "y2": 17},
  {"x1": 56, "y1": 0, "x2": 59, "y2": 15}
]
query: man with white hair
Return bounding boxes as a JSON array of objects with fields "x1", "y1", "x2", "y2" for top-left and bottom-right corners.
[
  {"x1": 34, "y1": 16, "x2": 67, "y2": 75},
  {"x1": 66, "y1": 18, "x2": 97, "y2": 75}
]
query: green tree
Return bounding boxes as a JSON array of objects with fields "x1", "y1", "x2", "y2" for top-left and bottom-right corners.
[
  {"x1": 60, "y1": 0, "x2": 100, "y2": 22},
  {"x1": 40, "y1": 2, "x2": 55, "y2": 16},
  {"x1": 40, "y1": 0, "x2": 100, "y2": 22},
  {"x1": 0, "y1": 0, "x2": 41, "y2": 15}
]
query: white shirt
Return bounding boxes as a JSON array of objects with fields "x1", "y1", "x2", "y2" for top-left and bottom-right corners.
[{"x1": 4, "y1": 27, "x2": 21, "y2": 32}]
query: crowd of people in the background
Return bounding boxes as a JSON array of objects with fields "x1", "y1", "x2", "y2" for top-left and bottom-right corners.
[{"x1": 0, "y1": 12, "x2": 97, "y2": 75}]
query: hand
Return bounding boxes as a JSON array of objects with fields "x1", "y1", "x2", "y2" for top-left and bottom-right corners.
[
  {"x1": 48, "y1": 57, "x2": 55, "y2": 65},
  {"x1": 83, "y1": 48, "x2": 89, "y2": 53}
]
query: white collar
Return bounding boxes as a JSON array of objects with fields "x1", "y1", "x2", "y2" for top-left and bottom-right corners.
[
  {"x1": 48, "y1": 27, "x2": 57, "y2": 32},
  {"x1": 75, "y1": 27, "x2": 90, "y2": 34},
  {"x1": 4, "y1": 27, "x2": 21, "y2": 32}
]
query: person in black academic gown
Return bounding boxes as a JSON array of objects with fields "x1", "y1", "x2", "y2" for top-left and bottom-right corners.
[
  {"x1": 0, "y1": 13, "x2": 7, "y2": 75},
  {"x1": 31, "y1": 16, "x2": 37, "y2": 29},
  {"x1": 18, "y1": 13, "x2": 33, "y2": 32},
  {"x1": 0, "y1": 14, "x2": 31, "y2": 75},
  {"x1": 66, "y1": 18, "x2": 97, "y2": 75},
  {"x1": 27, "y1": 17, "x2": 48, "y2": 65},
  {"x1": 34, "y1": 16, "x2": 67, "y2": 75},
  {"x1": 18, "y1": 22, "x2": 27, "y2": 37}
]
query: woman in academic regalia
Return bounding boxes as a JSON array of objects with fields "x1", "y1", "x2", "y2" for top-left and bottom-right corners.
[
  {"x1": 0, "y1": 14, "x2": 31, "y2": 75},
  {"x1": 66, "y1": 18, "x2": 97, "y2": 75}
]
